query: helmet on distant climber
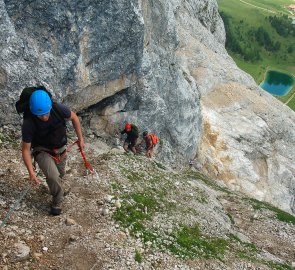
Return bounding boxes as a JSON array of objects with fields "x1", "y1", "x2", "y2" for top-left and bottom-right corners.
[
  {"x1": 143, "y1": 131, "x2": 148, "y2": 137},
  {"x1": 125, "y1": 123, "x2": 131, "y2": 131},
  {"x1": 29, "y1": 90, "x2": 52, "y2": 116}
]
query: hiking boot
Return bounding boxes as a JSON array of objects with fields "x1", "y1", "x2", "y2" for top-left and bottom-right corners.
[
  {"x1": 50, "y1": 200, "x2": 62, "y2": 216},
  {"x1": 50, "y1": 206, "x2": 62, "y2": 216}
]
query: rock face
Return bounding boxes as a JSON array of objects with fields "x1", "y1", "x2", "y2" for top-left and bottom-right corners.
[
  {"x1": 0, "y1": 0, "x2": 294, "y2": 213},
  {"x1": 0, "y1": 0, "x2": 144, "y2": 122},
  {"x1": 200, "y1": 84, "x2": 295, "y2": 214}
]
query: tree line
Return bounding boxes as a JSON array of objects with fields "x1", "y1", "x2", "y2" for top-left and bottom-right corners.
[
  {"x1": 220, "y1": 11, "x2": 294, "y2": 62},
  {"x1": 269, "y1": 15, "x2": 295, "y2": 38}
]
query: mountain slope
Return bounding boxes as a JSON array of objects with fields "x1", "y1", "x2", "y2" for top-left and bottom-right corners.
[{"x1": 0, "y1": 131, "x2": 294, "y2": 270}]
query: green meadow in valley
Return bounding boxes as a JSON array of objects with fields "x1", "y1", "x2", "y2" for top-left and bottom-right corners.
[{"x1": 217, "y1": 0, "x2": 295, "y2": 110}]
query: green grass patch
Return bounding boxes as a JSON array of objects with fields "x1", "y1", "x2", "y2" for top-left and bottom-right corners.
[
  {"x1": 113, "y1": 190, "x2": 229, "y2": 260},
  {"x1": 120, "y1": 166, "x2": 146, "y2": 182},
  {"x1": 228, "y1": 234, "x2": 259, "y2": 262},
  {"x1": 286, "y1": 93, "x2": 295, "y2": 110},
  {"x1": 122, "y1": 152, "x2": 138, "y2": 161},
  {"x1": 229, "y1": 234, "x2": 257, "y2": 253},
  {"x1": 153, "y1": 161, "x2": 167, "y2": 170},
  {"x1": 113, "y1": 192, "x2": 160, "y2": 236},
  {"x1": 134, "y1": 249, "x2": 143, "y2": 263},
  {"x1": 130, "y1": 192, "x2": 159, "y2": 211},
  {"x1": 195, "y1": 191, "x2": 208, "y2": 204},
  {"x1": 229, "y1": 233, "x2": 292, "y2": 268},
  {"x1": 226, "y1": 213, "x2": 235, "y2": 225},
  {"x1": 112, "y1": 192, "x2": 160, "y2": 245},
  {"x1": 185, "y1": 169, "x2": 230, "y2": 193},
  {"x1": 266, "y1": 261, "x2": 294, "y2": 270},
  {"x1": 110, "y1": 181, "x2": 123, "y2": 192},
  {"x1": 164, "y1": 225, "x2": 228, "y2": 260},
  {"x1": 247, "y1": 198, "x2": 295, "y2": 224}
]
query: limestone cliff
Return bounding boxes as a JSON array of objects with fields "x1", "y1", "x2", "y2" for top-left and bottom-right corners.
[{"x1": 0, "y1": 0, "x2": 294, "y2": 214}]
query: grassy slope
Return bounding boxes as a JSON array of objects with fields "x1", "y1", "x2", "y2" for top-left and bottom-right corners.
[{"x1": 217, "y1": 0, "x2": 295, "y2": 109}]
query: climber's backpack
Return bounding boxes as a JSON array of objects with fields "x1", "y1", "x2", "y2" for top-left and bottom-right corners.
[
  {"x1": 149, "y1": 134, "x2": 158, "y2": 145},
  {"x1": 15, "y1": 86, "x2": 66, "y2": 125}
]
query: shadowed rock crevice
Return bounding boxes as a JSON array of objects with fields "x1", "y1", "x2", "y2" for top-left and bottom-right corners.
[
  {"x1": 78, "y1": 87, "x2": 140, "y2": 117},
  {"x1": 77, "y1": 87, "x2": 141, "y2": 137}
]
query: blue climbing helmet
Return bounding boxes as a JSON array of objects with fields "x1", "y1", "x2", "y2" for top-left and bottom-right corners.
[{"x1": 29, "y1": 90, "x2": 52, "y2": 116}]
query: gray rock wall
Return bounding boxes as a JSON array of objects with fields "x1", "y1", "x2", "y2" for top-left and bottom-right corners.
[
  {"x1": 0, "y1": 0, "x2": 210, "y2": 162},
  {"x1": 1, "y1": 0, "x2": 144, "y2": 121}
]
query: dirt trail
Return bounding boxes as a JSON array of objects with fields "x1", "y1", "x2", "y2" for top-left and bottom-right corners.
[{"x1": 239, "y1": 0, "x2": 277, "y2": 14}]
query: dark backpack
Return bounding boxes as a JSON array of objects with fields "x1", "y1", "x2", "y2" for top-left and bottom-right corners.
[{"x1": 15, "y1": 86, "x2": 66, "y2": 126}]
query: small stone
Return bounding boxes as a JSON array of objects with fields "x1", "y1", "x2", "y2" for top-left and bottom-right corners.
[
  {"x1": 234, "y1": 232, "x2": 251, "y2": 243},
  {"x1": 42, "y1": 247, "x2": 48, "y2": 252},
  {"x1": 102, "y1": 208, "x2": 109, "y2": 216},
  {"x1": 146, "y1": 241, "x2": 152, "y2": 247},
  {"x1": 65, "y1": 218, "x2": 77, "y2": 226},
  {"x1": 105, "y1": 195, "x2": 114, "y2": 203},
  {"x1": 14, "y1": 241, "x2": 30, "y2": 261},
  {"x1": 6, "y1": 231, "x2": 16, "y2": 238},
  {"x1": 33, "y1": 253, "x2": 42, "y2": 260},
  {"x1": 69, "y1": 235, "x2": 79, "y2": 242},
  {"x1": 38, "y1": 235, "x2": 45, "y2": 242},
  {"x1": 117, "y1": 231, "x2": 127, "y2": 240},
  {"x1": 114, "y1": 200, "x2": 121, "y2": 208},
  {"x1": 97, "y1": 200, "x2": 104, "y2": 205}
]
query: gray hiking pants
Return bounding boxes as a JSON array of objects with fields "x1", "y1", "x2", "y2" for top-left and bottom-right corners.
[{"x1": 33, "y1": 146, "x2": 67, "y2": 206}]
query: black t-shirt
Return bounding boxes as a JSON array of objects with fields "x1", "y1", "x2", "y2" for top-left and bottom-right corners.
[{"x1": 22, "y1": 103, "x2": 71, "y2": 149}]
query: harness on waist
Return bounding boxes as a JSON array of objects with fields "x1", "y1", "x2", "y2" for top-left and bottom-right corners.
[{"x1": 33, "y1": 142, "x2": 77, "y2": 164}]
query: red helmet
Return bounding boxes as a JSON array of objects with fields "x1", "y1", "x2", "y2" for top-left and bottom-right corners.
[{"x1": 125, "y1": 123, "x2": 131, "y2": 130}]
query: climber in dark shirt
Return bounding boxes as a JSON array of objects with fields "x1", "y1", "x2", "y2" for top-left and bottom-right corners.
[
  {"x1": 120, "y1": 122, "x2": 139, "y2": 154},
  {"x1": 22, "y1": 90, "x2": 85, "y2": 216}
]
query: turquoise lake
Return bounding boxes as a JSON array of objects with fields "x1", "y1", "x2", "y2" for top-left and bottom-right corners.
[{"x1": 260, "y1": 70, "x2": 294, "y2": 96}]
